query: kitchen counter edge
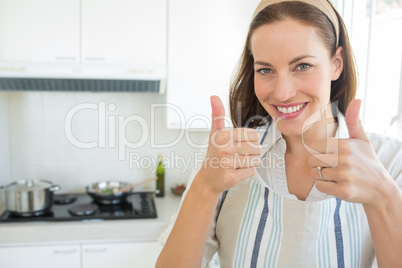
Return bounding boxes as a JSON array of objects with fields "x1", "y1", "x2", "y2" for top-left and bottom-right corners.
[{"x1": 0, "y1": 193, "x2": 181, "y2": 247}]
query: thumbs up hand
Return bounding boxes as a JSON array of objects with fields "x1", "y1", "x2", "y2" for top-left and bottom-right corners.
[
  {"x1": 344, "y1": 99, "x2": 369, "y2": 141},
  {"x1": 309, "y1": 99, "x2": 394, "y2": 206},
  {"x1": 196, "y1": 96, "x2": 262, "y2": 196}
]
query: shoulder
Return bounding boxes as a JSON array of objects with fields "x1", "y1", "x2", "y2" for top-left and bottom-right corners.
[
  {"x1": 367, "y1": 132, "x2": 402, "y2": 153},
  {"x1": 367, "y1": 132, "x2": 402, "y2": 180}
]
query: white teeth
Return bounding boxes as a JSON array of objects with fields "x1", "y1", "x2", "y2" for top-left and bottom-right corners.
[{"x1": 277, "y1": 103, "x2": 306, "y2": 114}]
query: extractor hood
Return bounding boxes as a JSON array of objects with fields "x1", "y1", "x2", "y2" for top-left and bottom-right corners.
[{"x1": 0, "y1": 62, "x2": 166, "y2": 93}]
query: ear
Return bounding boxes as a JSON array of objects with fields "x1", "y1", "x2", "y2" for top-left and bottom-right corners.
[{"x1": 331, "y1": 46, "x2": 344, "y2": 81}]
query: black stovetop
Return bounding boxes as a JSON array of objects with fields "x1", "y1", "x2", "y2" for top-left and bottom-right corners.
[{"x1": 0, "y1": 192, "x2": 157, "y2": 223}]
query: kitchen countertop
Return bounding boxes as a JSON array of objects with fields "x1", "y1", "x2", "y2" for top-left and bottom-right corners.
[{"x1": 0, "y1": 192, "x2": 181, "y2": 247}]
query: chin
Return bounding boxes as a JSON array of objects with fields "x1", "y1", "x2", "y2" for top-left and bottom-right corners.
[
  {"x1": 268, "y1": 111, "x2": 306, "y2": 137},
  {"x1": 276, "y1": 123, "x2": 303, "y2": 137}
]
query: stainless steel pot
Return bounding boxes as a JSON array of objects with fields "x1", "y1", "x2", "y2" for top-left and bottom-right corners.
[{"x1": 1, "y1": 179, "x2": 60, "y2": 216}]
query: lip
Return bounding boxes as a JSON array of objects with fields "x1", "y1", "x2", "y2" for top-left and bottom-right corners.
[{"x1": 273, "y1": 102, "x2": 308, "y2": 120}]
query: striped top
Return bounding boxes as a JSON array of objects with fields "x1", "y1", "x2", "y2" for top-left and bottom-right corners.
[{"x1": 160, "y1": 115, "x2": 402, "y2": 268}]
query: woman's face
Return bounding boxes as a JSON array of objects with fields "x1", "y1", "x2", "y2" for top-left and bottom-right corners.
[{"x1": 251, "y1": 19, "x2": 343, "y2": 137}]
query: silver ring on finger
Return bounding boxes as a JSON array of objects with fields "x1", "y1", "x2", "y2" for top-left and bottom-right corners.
[{"x1": 317, "y1": 166, "x2": 327, "y2": 181}]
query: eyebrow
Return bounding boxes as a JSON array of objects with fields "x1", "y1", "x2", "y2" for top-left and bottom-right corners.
[{"x1": 254, "y1": 55, "x2": 316, "y2": 67}]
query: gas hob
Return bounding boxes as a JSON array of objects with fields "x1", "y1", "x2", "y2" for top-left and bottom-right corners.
[{"x1": 0, "y1": 192, "x2": 157, "y2": 223}]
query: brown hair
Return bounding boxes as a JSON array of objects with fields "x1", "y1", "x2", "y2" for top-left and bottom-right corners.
[{"x1": 229, "y1": 1, "x2": 357, "y2": 128}]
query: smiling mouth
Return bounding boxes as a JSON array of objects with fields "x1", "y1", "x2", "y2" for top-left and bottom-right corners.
[{"x1": 275, "y1": 102, "x2": 307, "y2": 114}]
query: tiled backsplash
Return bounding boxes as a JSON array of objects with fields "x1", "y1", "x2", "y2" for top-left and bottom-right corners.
[
  {"x1": 0, "y1": 92, "x2": 10, "y2": 183},
  {"x1": 0, "y1": 91, "x2": 209, "y2": 193}
]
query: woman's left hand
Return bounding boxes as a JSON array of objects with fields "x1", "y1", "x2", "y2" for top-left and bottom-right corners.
[{"x1": 308, "y1": 99, "x2": 397, "y2": 206}]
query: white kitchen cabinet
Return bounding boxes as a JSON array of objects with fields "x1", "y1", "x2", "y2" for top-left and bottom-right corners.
[
  {"x1": 81, "y1": 0, "x2": 167, "y2": 66},
  {"x1": 0, "y1": 241, "x2": 161, "y2": 268},
  {"x1": 82, "y1": 241, "x2": 162, "y2": 268},
  {"x1": 0, "y1": 0, "x2": 167, "y2": 66},
  {"x1": 166, "y1": 0, "x2": 260, "y2": 129},
  {"x1": 0, "y1": 244, "x2": 81, "y2": 268},
  {"x1": 0, "y1": 0, "x2": 80, "y2": 63}
]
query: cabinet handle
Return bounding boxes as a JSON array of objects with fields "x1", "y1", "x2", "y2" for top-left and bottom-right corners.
[
  {"x1": 55, "y1": 56, "x2": 77, "y2": 60},
  {"x1": 84, "y1": 248, "x2": 108, "y2": 253},
  {"x1": 54, "y1": 249, "x2": 78, "y2": 254},
  {"x1": 84, "y1": 57, "x2": 105, "y2": 61}
]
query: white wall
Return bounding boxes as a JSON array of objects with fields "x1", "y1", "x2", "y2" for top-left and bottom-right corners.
[{"x1": 5, "y1": 91, "x2": 209, "y2": 193}]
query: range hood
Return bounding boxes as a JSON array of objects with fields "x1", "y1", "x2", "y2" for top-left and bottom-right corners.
[{"x1": 0, "y1": 62, "x2": 166, "y2": 93}]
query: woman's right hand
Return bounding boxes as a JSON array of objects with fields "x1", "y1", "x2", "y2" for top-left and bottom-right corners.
[{"x1": 196, "y1": 96, "x2": 262, "y2": 195}]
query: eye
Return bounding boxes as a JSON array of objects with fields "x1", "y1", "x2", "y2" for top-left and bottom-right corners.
[
  {"x1": 257, "y1": 68, "x2": 273, "y2": 74},
  {"x1": 296, "y1": 63, "x2": 311, "y2": 71}
]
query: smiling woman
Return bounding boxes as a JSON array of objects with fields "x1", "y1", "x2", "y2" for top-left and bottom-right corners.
[
  {"x1": 156, "y1": 1, "x2": 402, "y2": 267},
  {"x1": 230, "y1": 1, "x2": 357, "y2": 129},
  {"x1": 251, "y1": 20, "x2": 342, "y2": 134}
]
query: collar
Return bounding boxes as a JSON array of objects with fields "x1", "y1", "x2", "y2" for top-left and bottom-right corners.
[
  {"x1": 258, "y1": 111, "x2": 349, "y2": 158},
  {"x1": 257, "y1": 120, "x2": 284, "y2": 158},
  {"x1": 255, "y1": 111, "x2": 349, "y2": 202}
]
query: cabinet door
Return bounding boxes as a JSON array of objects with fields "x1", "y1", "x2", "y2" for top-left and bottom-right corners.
[
  {"x1": 167, "y1": 0, "x2": 260, "y2": 129},
  {"x1": 0, "y1": 244, "x2": 80, "y2": 268},
  {"x1": 0, "y1": 0, "x2": 80, "y2": 63},
  {"x1": 82, "y1": 241, "x2": 162, "y2": 268},
  {"x1": 81, "y1": 0, "x2": 167, "y2": 66}
]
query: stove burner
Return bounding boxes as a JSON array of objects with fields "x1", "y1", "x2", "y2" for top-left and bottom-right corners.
[
  {"x1": 54, "y1": 194, "x2": 77, "y2": 205},
  {"x1": 68, "y1": 203, "x2": 99, "y2": 216},
  {"x1": 0, "y1": 192, "x2": 157, "y2": 222}
]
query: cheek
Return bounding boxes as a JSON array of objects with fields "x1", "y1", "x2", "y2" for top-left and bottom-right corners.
[
  {"x1": 254, "y1": 78, "x2": 271, "y2": 101},
  {"x1": 254, "y1": 72, "x2": 332, "y2": 103},
  {"x1": 317, "y1": 78, "x2": 332, "y2": 101},
  {"x1": 303, "y1": 75, "x2": 331, "y2": 100}
]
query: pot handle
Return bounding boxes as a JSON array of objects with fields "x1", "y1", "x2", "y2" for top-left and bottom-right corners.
[{"x1": 50, "y1": 185, "x2": 61, "y2": 192}]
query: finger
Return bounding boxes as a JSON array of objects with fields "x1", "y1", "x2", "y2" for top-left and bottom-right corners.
[
  {"x1": 216, "y1": 155, "x2": 260, "y2": 169},
  {"x1": 211, "y1": 128, "x2": 260, "y2": 148},
  {"x1": 234, "y1": 167, "x2": 257, "y2": 182},
  {"x1": 210, "y1": 95, "x2": 226, "y2": 132},
  {"x1": 315, "y1": 179, "x2": 338, "y2": 195},
  {"x1": 308, "y1": 154, "x2": 339, "y2": 168},
  {"x1": 345, "y1": 99, "x2": 369, "y2": 141},
  {"x1": 206, "y1": 154, "x2": 260, "y2": 169},
  {"x1": 234, "y1": 141, "x2": 262, "y2": 155},
  {"x1": 311, "y1": 166, "x2": 335, "y2": 182},
  {"x1": 232, "y1": 154, "x2": 261, "y2": 169},
  {"x1": 232, "y1": 128, "x2": 260, "y2": 142}
]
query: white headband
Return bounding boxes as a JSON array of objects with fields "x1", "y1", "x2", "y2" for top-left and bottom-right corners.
[{"x1": 253, "y1": 0, "x2": 340, "y2": 47}]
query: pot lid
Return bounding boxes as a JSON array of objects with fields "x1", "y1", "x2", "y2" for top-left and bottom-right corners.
[{"x1": 6, "y1": 179, "x2": 53, "y2": 191}]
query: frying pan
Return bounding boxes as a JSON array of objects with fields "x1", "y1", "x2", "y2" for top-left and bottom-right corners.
[{"x1": 86, "y1": 177, "x2": 157, "y2": 205}]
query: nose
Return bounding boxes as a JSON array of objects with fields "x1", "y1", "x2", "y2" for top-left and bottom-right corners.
[{"x1": 272, "y1": 73, "x2": 296, "y2": 102}]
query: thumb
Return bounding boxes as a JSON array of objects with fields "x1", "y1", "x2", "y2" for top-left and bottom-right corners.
[
  {"x1": 345, "y1": 99, "x2": 368, "y2": 140},
  {"x1": 210, "y1": 95, "x2": 225, "y2": 132}
]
